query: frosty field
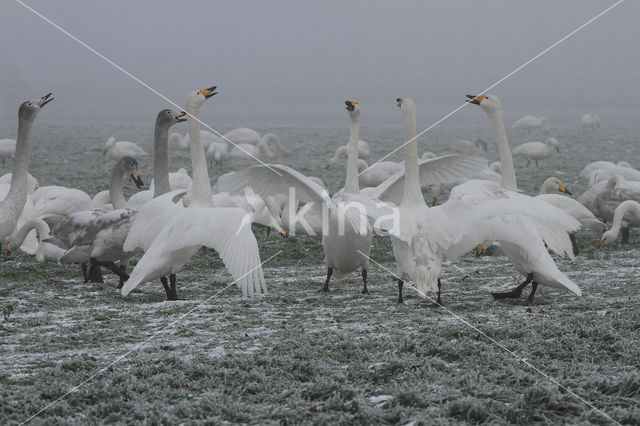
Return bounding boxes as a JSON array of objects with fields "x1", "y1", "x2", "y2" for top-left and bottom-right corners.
[{"x1": 1, "y1": 117, "x2": 640, "y2": 424}]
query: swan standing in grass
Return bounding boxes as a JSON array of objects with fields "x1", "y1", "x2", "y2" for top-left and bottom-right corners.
[
  {"x1": 103, "y1": 136, "x2": 148, "y2": 160},
  {"x1": 600, "y1": 200, "x2": 640, "y2": 247},
  {"x1": 1, "y1": 217, "x2": 62, "y2": 263},
  {"x1": 326, "y1": 140, "x2": 370, "y2": 167},
  {"x1": 595, "y1": 175, "x2": 640, "y2": 243},
  {"x1": 224, "y1": 128, "x2": 288, "y2": 157},
  {"x1": 0, "y1": 93, "x2": 52, "y2": 244},
  {"x1": 122, "y1": 86, "x2": 266, "y2": 300},
  {"x1": 0, "y1": 138, "x2": 16, "y2": 167},
  {"x1": 581, "y1": 113, "x2": 600, "y2": 131},
  {"x1": 511, "y1": 137, "x2": 560, "y2": 168},
  {"x1": 446, "y1": 138, "x2": 488, "y2": 155},
  {"x1": 467, "y1": 94, "x2": 581, "y2": 303},
  {"x1": 512, "y1": 115, "x2": 548, "y2": 134},
  {"x1": 48, "y1": 156, "x2": 144, "y2": 284}
]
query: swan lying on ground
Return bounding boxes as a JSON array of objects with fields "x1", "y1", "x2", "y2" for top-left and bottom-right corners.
[
  {"x1": 103, "y1": 136, "x2": 148, "y2": 160},
  {"x1": 600, "y1": 200, "x2": 640, "y2": 247},
  {"x1": 224, "y1": 128, "x2": 288, "y2": 157},
  {"x1": 581, "y1": 113, "x2": 600, "y2": 131},
  {"x1": 512, "y1": 137, "x2": 560, "y2": 168},
  {"x1": 512, "y1": 115, "x2": 548, "y2": 134},
  {"x1": 580, "y1": 160, "x2": 640, "y2": 184}
]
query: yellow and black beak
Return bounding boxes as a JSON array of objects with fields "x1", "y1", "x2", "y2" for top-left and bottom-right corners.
[
  {"x1": 281, "y1": 227, "x2": 288, "y2": 238},
  {"x1": 599, "y1": 240, "x2": 605, "y2": 249},
  {"x1": 34, "y1": 92, "x2": 54, "y2": 108},
  {"x1": 198, "y1": 86, "x2": 218, "y2": 99},
  {"x1": 466, "y1": 94, "x2": 486, "y2": 105},
  {"x1": 558, "y1": 183, "x2": 572, "y2": 195},
  {"x1": 476, "y1": 244, "x2": 484, "y2": 257},
  {"x1": 2, "y1": 244, "x2": 9, "y2": 256},
  {"x1": 396, "y1": 98, "x2": 403, "y2": 108},
  {"x1": 130, "y1": 168, "x2": 144, "y2": 189},
  {"x1": 174, "y1": 111, "x2": 187, "y2": 123},
  {"x1": 345, "y1": 100, "x2": 356, "y2": 111}
]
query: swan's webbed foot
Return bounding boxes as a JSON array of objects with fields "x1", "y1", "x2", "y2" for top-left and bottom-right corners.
[
  {"x1": 526, "y1": 282, "x2": 539, "y2": 305},
  {"x1": 397, "y1": 279, "x2": 404, "y2": 304},
  {"x1": 321, "y1": 267, "x2": 332, "y2": 292},
  {"x1": 491, "y1": 273, "x2": 533, "y2": 300},
  {"x1": 361, "y1": 269, "x2": 369, "y2": 294}
]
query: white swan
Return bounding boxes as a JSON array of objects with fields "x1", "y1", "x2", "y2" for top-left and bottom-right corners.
[
  {"x1": 466, "y1": 94, "x2": 582, "y2": 302},
  {"x1": 580, "y1": 161, "x2": 640, "y2": 184},
  {"x1": 326, "y1": 140, "x2": 370, "y2": 167},
  {"x1": 594, "y1": 175, "x2": 640, "y2": 243},
  {"x1": 446, "y1": 138, "x2": 488, "y2": 155},
  {"x1": 224, "y1": 128, "x2": 288, "y2": 157},
  {"x1": 122, "y1": 86, "x2": 266, "y2": 300},
  {"x1": 512, "y1": 137, "x2": 560, "y2": 168},
  {"x1": 600, "y1": 200, "x2": 640, "y2": 247},
  {"x1": 0, "y1": 138, "x2": 16, "y2": 167},
  {"x1": 357, "y1": 159, "x2": 403, "y2": 188},
  {"x1": 512, "y1": 115, "x2": 548, "y2": 134},
  {"x1": 31, "y1": 186, "x2": 92, "y2": 217},
  {"x1": 229, "y1": 140, "x2": 276, "y2": 160},
  {"x1": 0, "y1": 93, "x2": 52, "y2": 244},
  {"x1": 581, "y1": 113, "x2": 600, "y2": 131},
  {"x1": 430, "y1": 161, "x2": 502, "y2": 205},
  {"x1": 2, "y1": 217, "x2": 52, "y2": 256},
  {"x1": 206, "y1": 140, "x2": 229, "y2": 166},
  {"x1": 103, "y1": 136, "x2": 148, "y2": 160},
  {"x1": 0, "y1": 172, "x2": 38, "y2": 193}
]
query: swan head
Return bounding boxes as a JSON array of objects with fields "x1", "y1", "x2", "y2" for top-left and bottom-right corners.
[
  {"x1": 466, "y1": 94, "x2": 502, "y2": 113},
  {"x1": 19, "y1": 93, "x2": 53, "y2": 121},
  {"x1": 600, "y1": 228, "x2": 618, "y2": 248},
  {"x1": 475, "y1": 138, "x2": 489, "y2": 152},
  {"x1": 345, "y1": 100, "x2": 360, "y2": 118},
  {"x1": 540, "y1": 177, "x2": 571, "y2": 195},
  {"x1": 118, "y1": 156, "x2": 144, "y2": 189},
  {"x1": 396, "y1": 97, "x2": 416, "y2": 113},
  {"x1": 421, "y1": 151, "x2": 437, "y2": 160},
  {"x1": 357, "y1": 159, "x2": 368, "y2": 173},
  {"x1": 617, "y1": 161, "x2": 632, "y2": 168},
  {"x1": 546, "y1": 137, "x2": 560, "y2": 152},
  {"x1": 157, "y1": 109, "x2": 187, "y2": 128},
  {"x1": 185, "y1": 85, "x2": 217, "y2": 111}
]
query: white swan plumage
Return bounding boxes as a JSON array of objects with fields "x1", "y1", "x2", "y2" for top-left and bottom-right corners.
[
  {"x1": 600, "y1": 200, "x2": 640, "y2": 247},
  {"x1": 103, "y1": 136, "x2": 148, "y2": 160},
  {"x1": 511, "y1": 137, "x2": 560, "y2": 168},
  {"x1": 326, "y1": 140, "x2": 370, "y2": 167},
  {"x1": 224, "y1": 128, "x2": 288, "y2": 157},
  {"x1": 446, "y1": 138, "x2": 488, "y2": 155},
  {"x1": 581, "y1": 113, "x2": 600, "y2": 131},
  {"x1": 0, "y1": 138, "x2": 17, "y2": 167},
  {"x1": 512, "y1": 115, "x2": 548, "y2": 134}
]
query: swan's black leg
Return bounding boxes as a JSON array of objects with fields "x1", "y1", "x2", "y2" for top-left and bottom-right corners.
[
  {"x1": 432, "y1": 278, "x2": 443, "y2": 307},
  {"x1": 169, "y1": 274, "x2": 177, "y2": 300},
  {"x1": 526, "y1": 159, "x2": 531, "y2": 167},
  {"x1": 266, "y1": 227, "x2": 271, "y2": 237},
  {"x1": 535, "y1": 160, "x2": 539, "y2": 169},
  {"x1": 621, "y1": 226, "x2": 630, "y2": 244},
  {"x1": 527, "y1": 282, "x2": 539, "y2": 304},
  {"x1": 321, "y1": 267, "x2": 332, "y2": 292},
  {"x1": 99, "y1": 261, "x2": 130, "y2": 286},
  {"x1": 87, "y1": 258, "x2": 104, "y2": 283},
  {"x1": 117, "y1": 265, "x2": 127, "y2": 289},
  {"x1": 491, "y1": 273, "x2": 533, "y2": 299},
  {"x1": 81, "y1": 262, "x2": 88, "y2": 283},
  {"x1": 160, "y1": 276, "x2": 172, "y2": 299},
  {"x1": 397, "y1": 279, "x2": 404, "y2": 304},
  {"x1": 361, "y1": 268, "x2": 369, "y2": 294},
  {"x1": 569, "y1": 233, "x2": 579, "y2": 256}
]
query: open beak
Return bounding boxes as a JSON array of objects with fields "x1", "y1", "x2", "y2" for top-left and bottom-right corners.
[
  {"x1": 174, "y1": 111, "x2": 187, "y2": 123},
  {"x1": 198, "y1": 86, "x2": 218, "y2": 99},
  {"x1": 33, "y1": 92, "x2": 54, "y2": 108},
  {"x1": 396, "y1": 98, "x2": 403, "y2": 108},
  {"x1": 599, "y1": 240, "x2": 605, "y2": 248},
  {"x1": 130, "y1": 168, "x2": 144, "y2": 188},
  {"x1": 345, "y1": 100, "x2": 355, "y2": 111},
  {"x1": 281, "y1": 228, "x2": 288, "y2": 238},
  {"x1": 558, "y1": 183, "x2": 572, "y2": 195},
  {"x1": 466, "y1": 94, "x2": 486, "y2": 105}
]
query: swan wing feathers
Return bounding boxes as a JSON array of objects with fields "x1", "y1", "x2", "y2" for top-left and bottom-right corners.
[
  {"x1": 215, "y1": 164, "x2": 332, "y2": 206},
  {"x1": 536, "y1": 194, "x2": 606, "y2": 230},
  {"x1": 369, "y1": 155, "x2": 488, "y2": 205},
  {"x1": 123, "y1": 189, "x2": 187, "y2": 252}
]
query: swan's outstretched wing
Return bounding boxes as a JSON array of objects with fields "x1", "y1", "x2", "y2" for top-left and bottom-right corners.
[
  {"x1": 123, "y1": 189, "x2": 187, "y2": 252},
  {"x1": 122, "y1": 206, "x2": 266, "y2": 298},
  {"x1": 363, "y1": 155, "x2": 488, "y2": 205}
]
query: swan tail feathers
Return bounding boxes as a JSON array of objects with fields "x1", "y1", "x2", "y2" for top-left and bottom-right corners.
[{"x1": 413, "y1": 265, "x2": 439, "y2": 297}]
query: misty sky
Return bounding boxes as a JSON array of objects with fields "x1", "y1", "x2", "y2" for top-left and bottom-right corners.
[{"x1": 1, "y1": 1, "x2": 637, "y2": 127}]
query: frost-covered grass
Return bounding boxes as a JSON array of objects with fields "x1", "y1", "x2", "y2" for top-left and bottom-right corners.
[{"x1": 1, "y1": 231, "x2": 639, "y2": 425}]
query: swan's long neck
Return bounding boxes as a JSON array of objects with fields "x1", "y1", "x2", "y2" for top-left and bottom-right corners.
[
  {"x1": 2, "y1": 115, "x2": 34, "y2": 216},
  {"x1": 343, "y1": 112, "x2": 360, "y2": 194},
  {"x1": 488, "y1": 108, "x2": 517, "y2": 191},
  {"x1": 609, "y1": 200, "x2": 640, "y2": 237},
  {"x1": 186, "y1": 105, "x2": 213, "y2": 207},
  {"x1": 109, "y1": 162, "x2": 127, "y2": 209},
  {"x1": 10, "y1": 218, "x2": 50, "y2": 250},
  {"x1": 153, "y1": 119, "x2": 171, "y2": 198},
  {"x1": 262, "y1": 133, "x2": 288, "y2": 156},
  {"x1": 401, "y1": 106, "x2": 425, "y2": 207}
]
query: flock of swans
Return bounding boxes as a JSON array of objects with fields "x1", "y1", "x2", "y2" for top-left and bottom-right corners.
[{"x1": 1, "y1": 89, "x2": 638, "y2": 308}]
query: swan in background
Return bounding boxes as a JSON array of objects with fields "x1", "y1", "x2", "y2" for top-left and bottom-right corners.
[
  {"x1": 229, "y1": 140, "x2": 276, "y2": 160},
  {"x1": 421, "y1": 151, "x2": 437, "y2": 160},
  {"x1": 512, "y1": 115, "x2": 548, "y2": 134},
  {"x1": 31, "y1": 186, "x2": 92, "y2": 217},
  {"x1": 0, "y1": 93, "x2": 52, "y2": 244},
  {"x1": 595, "y1": 175, "x2": 640, "y2": 243},
  {"x1": 600, "y1": 200, "x2": 640, "y2": 247},
  {"x1": 122, "y1": 86, "x2": 266, "y2": 300},
  {"x1": 446, "y1": 138, "x2": 488, "y2": 155},
  {"x1": 168, "y1": 132, "x2": 188, "y2": 150},
  {"x1": 512, "y1": 137, "x2": 560, "y2": 168},
  {"x1": 224, "y1": 128, "x2": 288, "y2": 157},
  {"x1": 357, "y1": 159, "x2": 403, "y2": 188},
  {"x1": 212, "y1": 187, "x2": 287, "y2": 237},
  {"x1": 326, "y1": 140, "x2": 370, "y2": 167},
  {"x1": 0, "y1": 172, "x2": 38, "y2": 193},
  {"x1": 148, "y1": 168, "x2": 192, "y2": 194},
  {"x1": 206, "y1": 139, "x2": 229, "y2": 166},
  {"x1": 467, "y1": 94, "x2": 581, "y2": 303},
  {"x1": 103, "y1": 136, "x2": 148, "y2": 160},
  {"x1": 1, "y1": 217, "x2": 57, "y2": 259},
  {"x1": 581, "y1": 113, "x2": 600, "y2": 131},
  {"x1": 580, "y1": 160, "x2": 640, "y2": 184},
  {"x1": 0, "y1": 138, "x2": 16, "y2": 167},
  {"x1": 430, "y1": 161, "x2": 502, "y2": 205}
]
